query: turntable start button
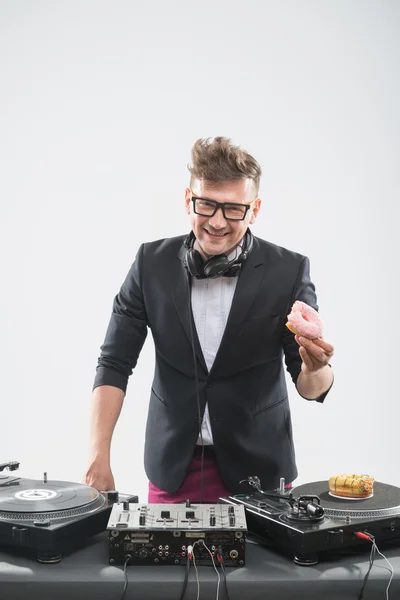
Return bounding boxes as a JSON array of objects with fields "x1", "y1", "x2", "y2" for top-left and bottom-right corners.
[{"x1": 33, "y1": 519, "x2": 51, "y2": 527}]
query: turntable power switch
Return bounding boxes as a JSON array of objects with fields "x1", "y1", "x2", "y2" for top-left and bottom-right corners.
[
  {"x1": 107, "y1": 490, "x2": 119, "y2": 503},
  {"x1": 12, "y1": 526, "x2": 28, "y2": 544}
]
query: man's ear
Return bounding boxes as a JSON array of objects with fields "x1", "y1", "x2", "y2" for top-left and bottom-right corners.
[
  {"x1": 185, "y1": 188, "x2": 191, "y2": 214},
  {"x1": 249, "y1": 198, "x2": 262, "y2": 224}
]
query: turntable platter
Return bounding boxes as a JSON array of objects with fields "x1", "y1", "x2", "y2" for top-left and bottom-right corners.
[
  {"x1": 293, "y1": 481, "x2": 400, "y2": 517},
  {"x1": 0, "y1": 480, "x2": 105, "y2": 520}
]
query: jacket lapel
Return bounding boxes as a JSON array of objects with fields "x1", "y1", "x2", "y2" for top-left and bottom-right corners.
[
  {"x1": 209, "y1": 237, "x2": 265, "y2": 375},
  {"x1": 173, "y1": 246, "x2": 208, "y2": 375}
]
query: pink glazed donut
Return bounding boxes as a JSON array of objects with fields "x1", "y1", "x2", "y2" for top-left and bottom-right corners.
[{"x1": 286, "y1": 300, "x2": 324, "y2": 339}]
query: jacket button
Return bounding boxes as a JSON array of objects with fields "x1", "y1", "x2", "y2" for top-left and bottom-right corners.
[{"x1": 207, "y1": 383, "x2": 212, "y2": 388}]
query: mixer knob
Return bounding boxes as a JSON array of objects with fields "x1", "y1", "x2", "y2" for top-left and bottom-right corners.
[
  {"x1": 228, "y1": 506, "x2": 234, "y2": 514},
  {"x1": 139, "y1": 514, "x2": 146, "y2": 526},
  {"x1": 209, "y1": 515, "x2": 216, "y2": 526}
]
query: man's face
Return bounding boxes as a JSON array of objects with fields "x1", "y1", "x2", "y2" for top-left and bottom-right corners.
[{"x1": 185, "y1": 179, "x2": 261, "y2": 257}]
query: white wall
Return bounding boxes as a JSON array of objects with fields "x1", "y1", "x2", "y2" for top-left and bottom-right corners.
[{"x1": 1, "y1": 0, "x2": 399, "y2": 503}]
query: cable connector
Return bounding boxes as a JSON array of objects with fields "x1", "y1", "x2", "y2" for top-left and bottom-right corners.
[
  {"x1": 355, "y1": 531, "x2": 371, "y2": 541},
  {"x1": 187, "y1": 545, "x2": 193, "y2": 560}
]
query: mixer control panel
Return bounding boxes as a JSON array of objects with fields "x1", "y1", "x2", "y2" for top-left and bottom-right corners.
[{"x1": 107, "y1": 501, "x2": 247, "y2": 566}]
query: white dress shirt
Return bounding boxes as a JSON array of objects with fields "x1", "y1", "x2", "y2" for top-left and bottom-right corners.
[{"x1": 191, "y1": 253, "x2": 239, "y2": 445}]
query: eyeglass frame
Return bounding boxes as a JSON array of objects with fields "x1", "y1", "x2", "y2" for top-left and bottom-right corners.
[{"x1": 190, "y1": 190, "x2": 258, "y2": 221}]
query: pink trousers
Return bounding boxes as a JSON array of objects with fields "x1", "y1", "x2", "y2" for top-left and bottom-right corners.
[{"x1": 148, "y1": 445, "x2": 292, "y2": 504}]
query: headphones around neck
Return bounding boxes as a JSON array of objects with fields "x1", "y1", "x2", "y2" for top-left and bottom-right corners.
[{"x1": 183, "y1": 229, "x2": 253, "y2": 279}]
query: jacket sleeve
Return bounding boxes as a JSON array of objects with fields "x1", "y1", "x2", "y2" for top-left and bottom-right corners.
[
  {"x1": 282, "y1": 256, "x2": 332, "y2": 403},
  {"x1": 93, "y1": 244, "x2": 149, "y2": 393}
]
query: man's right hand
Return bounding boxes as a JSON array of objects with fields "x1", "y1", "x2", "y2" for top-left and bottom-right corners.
[
  {"x1": 84, "y1": 385, "x2": 125, "y2": 491},
  {"x1": 83, "y1": 460, "x2": 116, "y2": 491}
]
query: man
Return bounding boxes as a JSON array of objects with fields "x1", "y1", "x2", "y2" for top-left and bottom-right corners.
[{"x1": 84, "y1": 137, "x2": 334, "y2": 503}]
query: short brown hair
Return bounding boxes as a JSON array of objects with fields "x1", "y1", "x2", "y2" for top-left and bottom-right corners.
[{"x1": 188, "y1": 137, "x2": 262, "y2": 192}]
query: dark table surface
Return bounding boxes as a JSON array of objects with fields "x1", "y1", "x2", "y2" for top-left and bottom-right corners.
[{"x1": 1, "y1": 532, "x2": 399, "y2": 600}]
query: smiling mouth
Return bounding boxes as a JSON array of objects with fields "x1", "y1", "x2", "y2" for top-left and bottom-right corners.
[{"x1": 204, "y1": 228, "x2": 228, "y2": 238}]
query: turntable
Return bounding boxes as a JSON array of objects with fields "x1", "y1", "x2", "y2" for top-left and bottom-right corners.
[
  {"x1": 0, "y1": 461, "x2": 138, "y2": 563},
  {"x1": 220, "y1": 476, "x2": 400, "y2": 565}
]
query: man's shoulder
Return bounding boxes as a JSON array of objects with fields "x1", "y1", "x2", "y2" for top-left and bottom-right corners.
[
  {"x1": 141, "y1": 234, "x2": 186, "y2": 256},
  {"x1": 254, "y1": 235, "x2": 307, "y2": 264}
]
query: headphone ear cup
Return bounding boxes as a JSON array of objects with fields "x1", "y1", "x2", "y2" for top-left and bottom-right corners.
[
  {"x1": 186, "y1": 248, "x2": 205, "y2": 278},
  {"x1": 203, "y1": 255, "x2": 231, "y2": 278},
  {"x1": 225, "y1": 264, "x2": 241, "y2": 277}
]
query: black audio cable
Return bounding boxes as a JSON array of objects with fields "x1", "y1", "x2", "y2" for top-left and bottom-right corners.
[
  {"x1": 119, "y1": 555, "x2": 132, "y2": 600},
  {"x1": 186, "y1": 272, "x2": 205, "y2": 504},
  {"x1": 217, "y1": 549, "x2": 232, "y2": 600},
  {"x1": 119, "y1": 554, "x2": 193, "y2": 600},
  {"x1": 179, "y1": 554, "x2": 192, "y2": 600}
]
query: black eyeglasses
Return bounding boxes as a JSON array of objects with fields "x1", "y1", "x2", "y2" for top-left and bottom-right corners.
[{"x1": 190, "y1": 192, "x2": 257, "y2": 221}]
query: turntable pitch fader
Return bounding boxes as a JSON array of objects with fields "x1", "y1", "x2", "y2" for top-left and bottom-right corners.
[{"x1": 107, "y1": 500, "x2": 247, "y2": 566}]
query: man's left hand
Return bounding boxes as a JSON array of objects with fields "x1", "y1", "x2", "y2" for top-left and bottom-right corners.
[{"x1": 295, "y1": 335, "x2": 334, "y2": 375}]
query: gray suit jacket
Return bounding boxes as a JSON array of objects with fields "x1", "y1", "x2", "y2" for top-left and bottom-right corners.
[{"x1": 94, "y1": 233, "x2": 329, "y2": 493}]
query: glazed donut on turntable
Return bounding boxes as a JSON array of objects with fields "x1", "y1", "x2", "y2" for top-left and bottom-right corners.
[
  {"x1": 329, "y1": 474, "x2": 375, "y2": 498},
  {"x1": 286, "y1": 300, "x2": 324, "y2": 340}
]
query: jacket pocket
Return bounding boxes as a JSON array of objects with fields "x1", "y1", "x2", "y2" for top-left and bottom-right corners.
[
  {"x1": 151, "y1": 387, "x2": 168, "y2": 406},
  {"x1": 252, "y1": 395, "x2": 287, "y2": 417}
]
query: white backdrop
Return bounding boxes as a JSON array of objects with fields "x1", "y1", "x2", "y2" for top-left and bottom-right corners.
[{"x1": 1, "y1": 1, "x2": 399, "y2": 504}]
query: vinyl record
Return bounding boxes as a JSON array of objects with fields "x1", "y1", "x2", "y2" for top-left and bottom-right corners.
[{"x1": 0, "y1": 479, "x2": 101, "y2": 514}]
